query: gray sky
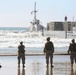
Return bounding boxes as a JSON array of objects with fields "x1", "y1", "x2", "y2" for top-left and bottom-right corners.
[{"x1": 0, "y1": 0, "x2": 76, "y2": 27}]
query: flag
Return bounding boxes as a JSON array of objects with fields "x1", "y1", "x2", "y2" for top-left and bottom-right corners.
[{"x1": 31, "y1": 11, "x2": 33, "y2": 15}]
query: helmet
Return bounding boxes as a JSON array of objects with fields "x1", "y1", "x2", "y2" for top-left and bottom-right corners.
[
  {"x1": 72, "y1": 39, "x2": 75, "y2": 43},
  {"x1": 46, "y1": 37, "x2": 50, "y2": 41},
  {"x1": 20, "y1": 41, "x2": 23, "y2": 44}
]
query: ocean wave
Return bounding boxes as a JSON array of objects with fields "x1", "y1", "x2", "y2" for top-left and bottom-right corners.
[{"x1": 0, "y1": 30, "x2": 72, "y2": 49}]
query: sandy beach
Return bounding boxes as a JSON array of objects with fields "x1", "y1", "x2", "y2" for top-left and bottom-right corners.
[{"x1": 0, "y1": 55, "x2": 75, "y2": 75}]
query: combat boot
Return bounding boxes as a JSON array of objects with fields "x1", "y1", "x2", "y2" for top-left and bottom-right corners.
[{"x1": 23, "y1": 64, "x2": 25, "y2": 68}]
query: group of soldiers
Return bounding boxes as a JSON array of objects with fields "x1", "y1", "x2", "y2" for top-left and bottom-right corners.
[
  {"x1": 17, "y1": 37, "x2": 54, "y2": 68},
  {"x1": 0, "y1": 37, "x2": 75, "y2": 69},
  {"x1": 18, "y1": 37, "x2": 76, "y2": 68}
]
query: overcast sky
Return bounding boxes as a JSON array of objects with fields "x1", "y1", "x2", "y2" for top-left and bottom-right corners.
[{"x1": 0, "y1": 0, "x2": 76, "y2": 27}]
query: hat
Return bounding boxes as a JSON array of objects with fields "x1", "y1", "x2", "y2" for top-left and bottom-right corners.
[
  {"x1": 47, "y1": 37, "x2": 50, "y2": 41},
  {"x1": 20, "y1": 41, "x2": 23, "y2": 44},
  {"x1": 72, "y1": 39, "x2": 75, "y2": 42}
]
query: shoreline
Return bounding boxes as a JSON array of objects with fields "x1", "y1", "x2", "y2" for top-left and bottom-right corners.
[{"x1": 0, "y1": 53, "x2": 69, "y2": 56}]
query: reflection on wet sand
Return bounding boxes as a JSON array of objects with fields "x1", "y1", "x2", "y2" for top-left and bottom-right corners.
[
  {"x1": 46, "y1": 65, "x2": 53, "y2": 75},
  {"x1": 18, "y1": 67, "x2": 25, "y2": 75},
  {"x1": 71, "y1": 67, "x2": 74, "y2": 75},
  {"x1": 70, "y1": 67, "x2": 76, "y2": 75},
  {"x1": 30, "y1": 62, "x2": 44, "y2": 75},
  {"x1": 1, "y1": 56, "x2": 76, "y2": 75},
  {"x1": 17, "y1": 63, "x2": 76, "y2": 75}
]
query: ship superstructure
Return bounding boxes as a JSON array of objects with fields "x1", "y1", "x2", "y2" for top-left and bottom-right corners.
[{"x1": 30, "y1": 2, "x2": 44, "y2": 32}]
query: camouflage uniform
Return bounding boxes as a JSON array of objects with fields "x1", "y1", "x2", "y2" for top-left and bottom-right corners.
[
  {"x1": 44, "y1": 37, "x2": 54, "y2": 67},
  {"x1": 68, "y1": 39, "x2": 76, "y2": 66},
  {"x1": 18, "y1": 42, "x2": 25, "y2": 67}
]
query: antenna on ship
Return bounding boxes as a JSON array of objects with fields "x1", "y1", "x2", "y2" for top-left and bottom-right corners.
[
  {"x1": 31, "y1": 2, "x2": 37, "y2": 24},
  {"x1": 30, "y1": 2, "x2": 38, "y2": 31},
  {"x1": 34, "y1": 2, "x2": 37, "y2": 24},
  {"x1": 73, "y1": 16, "x2": 74, "y2": 22},
  {"x1": 30, "y1": 2, "x2": 44, "y2": 32}
]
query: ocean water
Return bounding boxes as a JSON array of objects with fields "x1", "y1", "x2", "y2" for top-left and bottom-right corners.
[
  {"x1": 0, "y1": 27, "x2": 72, "y2": 55},
  {"x1": 0, "y1": 27, "x2": 28, "y2": 31}
]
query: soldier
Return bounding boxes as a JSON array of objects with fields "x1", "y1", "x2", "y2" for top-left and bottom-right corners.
[
  {"x1": 0, "y1": 65, "x2": 2, "y2": 68},
  {"x1": 44, "y1": 37, "x2": 54, "y2": 67},
  {"x1": 18, "y1": 41, "x2": 25, "y2": 68},
  {"x1": 68, "y1": 39, "x2": 76, "y2": 67}
]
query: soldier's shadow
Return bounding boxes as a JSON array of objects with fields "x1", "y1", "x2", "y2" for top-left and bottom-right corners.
[
  {"x1": 70, "y1": 67, "x2": 76, "y2": 75},
  {"x1": 18, "y1": 67, "x2": 25, "y2": 75},
  {"x1": 46, "y1": 65, "x2": 53, "y2": 75}
]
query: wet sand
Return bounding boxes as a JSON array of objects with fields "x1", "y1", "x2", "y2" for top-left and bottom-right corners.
[{"x1": 0, "y1": 55, "x2": 75, "y2": 75}]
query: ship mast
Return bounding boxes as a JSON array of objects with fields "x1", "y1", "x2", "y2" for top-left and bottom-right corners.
[
  {"x1": 33, "y1": 2, "x2": 37, "y2": 24},
  {"x1": 30, "y1": 2, "x2": 44, "y2": 32}
]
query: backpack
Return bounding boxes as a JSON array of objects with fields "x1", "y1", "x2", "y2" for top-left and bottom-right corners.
[
  {"x1": 70, "y1": 43, "x2": 76, "y2": 52},
  {"x1": 45, "y1": 41, "x2": 54, "y2": 52}
]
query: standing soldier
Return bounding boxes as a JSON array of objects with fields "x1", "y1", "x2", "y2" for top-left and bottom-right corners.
[
  {"x1": 44, "y1": 37, "x2": 54, "y2": 67},
  {"x1": 68, "y1": 39, "x2": 76, "y2": 67},
  {"x1": 18, "y1": 41, "x2": 25, "y2": 68},
  {"x1": 0, "y1": 64, "x2": 2, "y2": 68}
]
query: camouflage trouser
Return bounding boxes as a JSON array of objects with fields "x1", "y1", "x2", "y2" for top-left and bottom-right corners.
[
  {"x1": 70, "y1": 52, "x2": 76, "y2": 64},
  {"x1": 46, "y1": 53, "x2": 53, "y2": 65},
  {"x1": 18, "y1": 53, "x2": 25, "y2": 64}
]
